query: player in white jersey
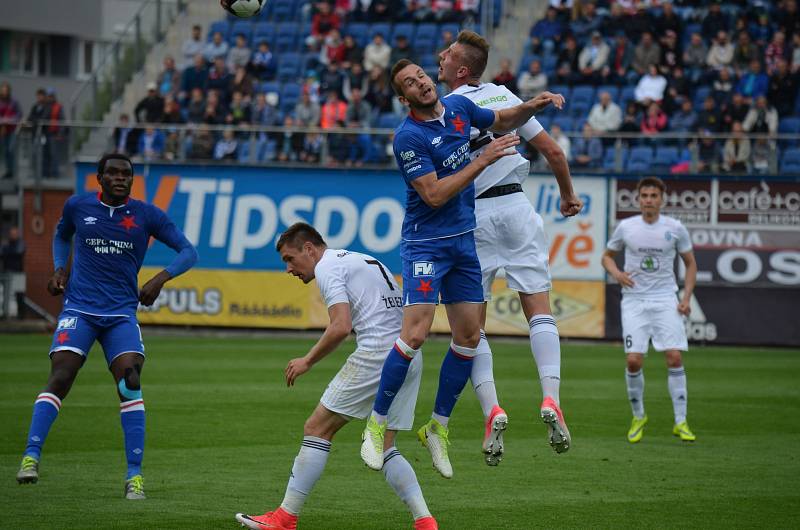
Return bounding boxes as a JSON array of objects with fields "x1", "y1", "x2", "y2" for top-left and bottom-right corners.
[
  {"x1": 235, "y1": 223, "x2": 437, "y2": 530},
  {"x1": 438, "y1": 30, "x2": 583, "y2": 464},
  {"x1": 602, "y1": 177, "x2": 698, "y2": 444}
]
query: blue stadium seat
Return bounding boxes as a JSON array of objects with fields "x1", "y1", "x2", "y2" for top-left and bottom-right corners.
[
  {"x1": 369, "y1": 23, "x2": 392, "y2": 41},
  {"x1": 626, "y1": 146, "x2": 653, "y2": 172},
  {"x1": 654, "y1": 146, "x2": 679, "y2": 168},
  {"x1": 415, "y1": 23, "x2": 438, "y2": 41},
  {"x1": 277, "y1": 53, "x2": 300, "y2": 81},
  {"x1": 260, "y1": 81, "x2": 281, "y2": 95},
  {"x1": 229, "y1": 21, "x2": 254, "y2": 45},
  {"x1": 392, "y1": 23, "x2": 416, "y2": 42},
  {"x1": 237, "y1": 140, "x2": 252, "y2": 163},
  {"x1": 519, "y1": 54, "x2": 541, "y2": 74},
  {"x1": 620, "y1": 85, "x2": 637, "y2": 106},
  {"x1": 536, "y1": 115, "x2": 552, "y2": 131},
  {"x1": 552, "y1": 115, "x2": 574, "y2": 132},
  {"x1": 208, "y1": 21, "x2": 230, "y2": 41},
  {"x1": 271, "y1": 0, "x2": 295, "y2": 21},
  {"x1": 570, "y1": 86, "x2": 594, "y2": 117},
  {"x1": 254, "y1": 22, "x2": 277, "y2": 46},
  {"x1": 440, "y1": 24, "x2": 461, "y2": 43},
  {"x1": 420, "y1": 54, "x2": 439, "y2": 69},
  {"x1": 275, "y1": 24, "x2": 299, "y2": 52},
  {"x1": 780, "y1": 148, "x2": 800, "y2": 172},
  {"x1": 345, "y1": 22, "x2": 369, "y2": 47},
  {"x1": 542, "y1": 55, "x2": 558, "y2": 76},
  {"x1": 378, "y1": 113, "x2": 401, "y2": 129},
  {"x1": 779, "y1": 117, "x2": 800, "y2": 134},
  {"x1": 693, "y1": 86, "x2": 712, "y2": 111},
  {"x1": 596, "y1": 85, "x2": 619, "y2": 102},
  {"x1": 281, "y1": 82, "x2": 301, "y2": 101},
  {"x1": 301, "y1": 51, "x2": 320, "y2": 73},
  {"x1": 603, "y1": 146, "x2": 628, "y2": 171}
]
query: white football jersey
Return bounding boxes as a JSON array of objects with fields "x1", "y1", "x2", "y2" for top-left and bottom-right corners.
[
  {"x1": 448, "y1": 83, "x2": 544, "y2": 196},
  {"x1": 314, "y1": 248, "x2": 402, "y2": 351},
  {"x1": 606, "y1": 215, "x2": 693, "y2": 298}
]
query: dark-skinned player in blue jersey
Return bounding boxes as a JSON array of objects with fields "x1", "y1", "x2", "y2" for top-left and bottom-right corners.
[
  {"x1": 15, "y1": 153, "x2": 197, "y2": 499},
  {"x1": 360, "y1": 58, "x2": 572, "y2": 479}
]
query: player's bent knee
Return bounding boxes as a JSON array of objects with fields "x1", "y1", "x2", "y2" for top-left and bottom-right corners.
[
  {"x1": 665, "y1": 350, "x2": 683, "y2": 368},
  {"x1": 117, "y1": 365, "x2": 143, "y2": 401}
]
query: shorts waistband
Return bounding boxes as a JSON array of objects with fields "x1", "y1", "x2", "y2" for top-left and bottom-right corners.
[{"x1": 476, "y1": 183, "x2": 523, "y2": 200}]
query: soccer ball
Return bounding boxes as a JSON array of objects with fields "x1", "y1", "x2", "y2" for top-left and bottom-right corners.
[{"x1": 220, "y1": 0, "x2": 265, "y2": 18}]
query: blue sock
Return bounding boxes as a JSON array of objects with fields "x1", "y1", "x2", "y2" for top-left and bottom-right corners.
[
  {"x1": 433, "y1": 345, "x2": 476, "y2": 418},
  {"x1": 120, "y1": 400, "x2": 145, "y2": 479},
  {"x1": 24, "y1": 393, "x2": 62, "y2": 460},
  {"x1": 373, "y1": 340, "x2": 418, "y2": 416}
]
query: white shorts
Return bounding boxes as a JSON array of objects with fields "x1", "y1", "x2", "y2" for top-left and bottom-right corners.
[
  {"x1": 474, "y1": 191, "x2": 552, "y2": 300},
  {"x1": 320, "y1": 348, "x2": 422, "y2": 431},
  {"x1": 621, "y1": 297, "x2": 688, "y2": 354}
]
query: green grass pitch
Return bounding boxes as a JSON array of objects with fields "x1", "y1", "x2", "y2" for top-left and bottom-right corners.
[{"x1": 1, "y1": 333, "x2": 799, "y2": 529}]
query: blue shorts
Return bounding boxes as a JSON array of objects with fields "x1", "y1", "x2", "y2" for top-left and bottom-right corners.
[
  {"x1": 401, "y1": 232, "x2": 484, "y2": 305},
  {"x1": 50, "y1": 310, "x2": 145, "y2": 366}
]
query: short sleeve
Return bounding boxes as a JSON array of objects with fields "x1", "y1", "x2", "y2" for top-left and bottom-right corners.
[
  {"x1": 461, "y1": 95, "x2": 495, "y2": 130},
  {"x1": 315, "y1": 261, "x2": 349, "y2": 308},
  {"x1": 606, "y1": 222, "x2": 625, "y2": 251},
  {"x1": 394, "y1": 131, "x2": 435, "y2": 182},
  {"x1": 495, "y1": 87, "x2": 543, "y2": 141},
  {"x1": 675, "y1": 222, "x2": 693, "y2": 253},
  {"x1": 147, "y1": 204, "x2": 192, "y2": 253}
]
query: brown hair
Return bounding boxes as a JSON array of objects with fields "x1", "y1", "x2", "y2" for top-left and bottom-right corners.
[
  {"x1": 390, "y1": 59, "x2": 414, "y2": 96},
  {"x1": 637, "y1": 176, "x2": 666, "y2": 195},
  {"x1": 455, "y1": 30, "x2": 490, "y2": 78},
  {"x1": 276, "y1": 222, "x2": 326, "y2": 252}
]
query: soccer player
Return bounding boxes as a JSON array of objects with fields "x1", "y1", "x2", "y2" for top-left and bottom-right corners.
[
  {"x1": 235, "y1": 223, "x2": 437, "y2": 530},
  {"x1": 438, "y1": 30, "x2": 583, "y2": 464},
  {"x1": 15, "y1": 153, "x2": 197, "y2": 499},
  {"x1": 360, "y1": 57, "x2": 565, "y2": 478},
  {"x1": 602, "y1": 177, "x2": 698, "y2": 443}
]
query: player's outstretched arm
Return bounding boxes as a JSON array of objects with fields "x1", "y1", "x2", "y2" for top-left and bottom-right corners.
[
  {"x1": 527, "y1": 131, "x2": 582, "y2": 217},
  {"x1": 602, "y1": 249, "x2": 635, "y2": 288},
  {"x1": 286, "y1": 303, "x2": 352, "y2": 386},
  {"x1": 678, "y1": 251, "x2": 697, "y2": 316},
  {"x1": 411, "y1": 135, "x2": 520, "y2": 208},
  {"x1": 491, "y1": 91, "x2": 565, "y2": 133}
]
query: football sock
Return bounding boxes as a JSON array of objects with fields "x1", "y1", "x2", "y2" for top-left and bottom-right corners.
[
  {"x1": 280, "y1": 436, "x2": 331, "y2": 515},
  {"x1": 383, "y1": 447, "x2": 431, "y2": 520},
  {"x1": 119, "y1": 399, "x2": 145, "y2": 479},
  {"x1": 433, "y1": 343, "x2": 477, "y2": 419},
  {"x1": 626, "y1": 369, "x2": 645, "y2": 418},
  {"x1": 471, "y1": 330, "x2": 499, "y2": 418},
  {"x1": 372, "y1": 339, "x2": 418, "y2": 418},
  {"x1": 529, "y1": 314, "x2": 561, "y2": 405},
  {"x1": 23, "y1": 393, "x2": 62, "y2": 460},
  {"x1": 668, "y1": 366, "x2": 688, "y2": 424}
]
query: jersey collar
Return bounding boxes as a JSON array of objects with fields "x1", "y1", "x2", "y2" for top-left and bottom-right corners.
[
  {"x1": 409, "y1": 105, "x2": 447, "y2": 126},
  {"x1": 96, "y1": 191, "x2": 130, "y2": 208},
  {"x1": 450, "y1": 83, "x2": 484, "y2": 96}
]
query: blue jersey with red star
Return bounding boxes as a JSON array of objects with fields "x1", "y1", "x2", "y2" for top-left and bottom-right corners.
[
  {"x1": 54, "y1": 192, "x2": 195, "y2": 317},
  {"x1": 393, "y1": 93, "x2": 495, "y2": 241}
]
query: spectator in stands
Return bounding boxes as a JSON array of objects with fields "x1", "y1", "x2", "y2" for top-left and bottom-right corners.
[
  {"x1": 187, "y1": 88, "x2": 206, "y2": 124},
  {"x1": 658, "y1": 30, "x2": 681, "y2": 76},
  {"x1": 438, "y1": 30, "x2": 456, "y2": 55},
  {"x1": 457, "y1": 0, "x2": 480, "y2": 24},
  {"x1": 207, "y1": 58, "x2": 233, "y2": 102},
  {"x1": 737, "y1": 59, "x2": 769, "y2": 102},
  {"x1": 251, "y1": 41, "x2": 276, "y2": 80},
  {"x1": 203, "y1": 90, "x2": 226, "y2": 125},
  {"x1": 431, "y1": 0, "x2": 457, "y2": 23},
  {"x1": 157, "y1": 56, "x2": 180, "y2": 98},
  {"x1": 625, "y1": 4, "x2": 652, "y2": 43},
  {"x1": 321, "y1": 91, "x2": 347, "y2": 129},
  {"x1": 311, "y1": 2, "x2": 341, "y2": 44},
  {"x1": 518, "y1": 59, "x2": 548, "y2": 100},
  {"x1": 549, "y1": 123, "x2": 571, "y2": 161},
  {"x1": 342, "y1": 34, "x2": 364, "y2": 70},
  {"x1": 635, "y1": 65, "x2": 667, "y2": 104},
  {"x1": 492, "y1": 58, "x2": 518, "y2": 95},
  {"x1": 602, "y1": 4, "x2": 626, "y2": 42},
  {"x1": 663, "y1": 66, "x2": 690, "y2": 114},
  {"x1": 320, "y1": 61, "x2": 346, "y2": 99},
  {"x1": 164, "y1": 130, "x2": 181, "y2": 161},
  {"x1": 792, "y1": 33, "x2": 800, "y2": 73},
  {"x1": 26, "y1": 88, "x2": 48, "y2": 132},
  {"x1": 702, "y1": 2, "x2": 729, "y2": 42},
  {"x1": 632, "y1": 31, "x2": 661, "y2": 78},
  {"x1": 712, "y1": 68, "x2": 734, "y2": 107},
  {"x1": 294, "y1": 91, "x2": 321, "y2": 127},
  {"x1": 768, "y1": 58, "x2": 799, "y2": 116},
  {"x1": 346, "y1": 87, "x2": 372, "y2": 127},
  {"x1": 364, "y1": 33, "x2": 392, "y2": 72},
  {"x1": 530, "y1": 7, "x2": 563, "y2": 54},
  {"x1": 572, "y1": 123, "x2": 603, "y2": 168},
  {"x1": 228, "y1": 34, "x2": 252, "y2": 71},
  {"x1": 620, "y1": 101, "x2": 641, "y2": 136},
  {"x1": 707, "y1": 31, "x2": 734, "y2": 71},
  {"x1": 751, "y1": 11, "x2": 774, "y2": 48},
  {"x1": 213, "y1": 128, "x2": 239, "y2": 161},
  {"x1": 226, "y1": 91, "x2": 251, "y2": 126},
  {"x1": 696, "y1": 97, "x2": 722, "y2": 132},
  {"x1": 683, "y1": 32, "x2": 708, "y2": 82},
  {"x1": 321, "y1": 29, "x2": 346, "y2": 66},
  {"x1": 180, "y1": 54, "x2": 208, "y2": 102},
  {"x1": 549, "y1": 0, "x2": 572, "y2": 21},
  {"x1": 276, "y1": 115, "x2": 306, "y2": 163},
  {"x1": 578, "y1": 31, "x2": 610, "y2": 85},
  {"x1": 0, "y1": 82, "x2": 21, "y2": 179},
  {"x1": 390, "y1": 35, "x2": 417, "y2": 66},
  {"x1": 641, "y1": 102, "x2": 668, "y2": 136},
  {"x1": 365, "y1": 66, "x2": 393, "y2": 115},
  {"x1": 230, "y1": 65, "x2": 255, "y2": 101},
  {"x1": 162, "y1": 96, "x2": 184, "y2": 125},
  {"x1": 588, "y1": 91, "x2": 622, "y2": 133},
  {"x1": 112, "y1": 114, "x2": 140, "y2": 156},
  {"x1": 657, "y1": 2, "x2": 682, "y2": 37},
  {"x1": 252, "y1": 92, "x2": 281, "y2": 158},
  {"x1": 343, "y1": 62, "x2": 369, "y2": 100},
  {"x1": 765, "y1": 31, "x2": 789, "y2": 75},
  {"x1": 778, "y1": 0, "x2": 800, "y2": 39},
  {"x1": 1, "y1": 226, "x2": 24, "y2": 274},
  {"x1": 571, "y1": 2, "x2": 602, "y2": 43},
  {"x1": 607, "y1": 31, "x2": 634, "y2": 84},
  {"x1": 670, "y1": 99, "x2": 697, "y2": 133},
  {"x1": 696, "y1": 131, "x2": 720, "y2": 172},
  {"x1": 204, "y1": 31, "x2": 229, "y2": 64},
  {"x1": 181, "y1": 25, "x2": 204, "y2": 68},
  {"x1": 556, "y1": 35, "x2": 580, "y2": 85},
  {"x1": 722, "y1": 92, "x2": 750, "y2": 130},
  {"x1": 366, "y1": 0, "x2": 396, "y2": 23},
  {"x1": 188, "y1": 125, "x2": 214, "y2": 159},
  {"x1": 751, "y1": 137, "x2": 772, "y2": 173},
  {"x1": 723, "y1": 121, "x2": 750, "y2": 172},
  {"x1": 134, "y1": 82, "x2": 165, "y2": 123},
  {"x1": 743, "y1": 95, "x2": 778, "y2": 134},
  {"x1": 138, "y1": 127, "x2": 164, "y2": 161},
  {"x1": 733, "y1": 31, "x2": 761, "y2": 77},
  {"x1": 303, "y1": 131, "x2": 323, "y2": 163}
]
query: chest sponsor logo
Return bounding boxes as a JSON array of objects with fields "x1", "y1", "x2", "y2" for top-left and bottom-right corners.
[
  {"x1": 83, "y1": 216, "x2": 97, "y2": 225},
  {"x1": 413, "y1": 261, "x2": 435, "y2": 277},
  {"x1": 431, "y1": 136, "x2": 442, "y2": 146},
  {"x1": 640, "y1": 255, "x2": 660, "y2": 272},
  {"x1": 57, "y1": 317, "x2": 78, "y2": 331}
]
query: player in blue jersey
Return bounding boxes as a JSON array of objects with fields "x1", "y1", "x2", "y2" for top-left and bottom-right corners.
[
  {"x1": 15, "y1": 153, "x2": 197, "y2": 499},
  {"x1": 360, "y1": 57, "x2": 565, "y2": 478}
]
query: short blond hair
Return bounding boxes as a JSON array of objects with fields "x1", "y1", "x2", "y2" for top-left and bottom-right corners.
[{"x1": 456, "y1": 30, "x2": 490, "y2": 78}]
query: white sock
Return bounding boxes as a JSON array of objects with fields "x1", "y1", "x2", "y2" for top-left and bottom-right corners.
[
  {"x1": 626, "y1": 369, "x2": 645, "y2": 418},
  {"x1": 370, "y1": 411, "x2": 388, "y2": 424},
  {"x1": 431, "y1": 412, "x2": 449, "y2": 428},
  {"x1": 383, "y1": 447, "x2": 431, "y2": 520},
  {"x1": 668, "y1": 366, "x2": 688, "y2": 424},
  {"x1": 472, "y1": 330, "x2": 499, "y2": 418},
  {"x1": 529, "y1": 314, "x2": 561, "y2": 404},
  {"x1": 280, "y1": 436, "x2": 331, "y2": 515}
]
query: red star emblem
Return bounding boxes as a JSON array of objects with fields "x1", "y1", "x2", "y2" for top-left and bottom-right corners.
[
  {"x1": 56, "y1": 331, "x2": 70, "y2": 345},
  {"x1": 451, "y1": 115, "x2": 466, "y2": 134},
  {"x1": 416, "y1": 279, "x2": 434, "y2": 297},
  {"x1": 118, "y1": 215, "x2": 139, "y2": 232}
]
